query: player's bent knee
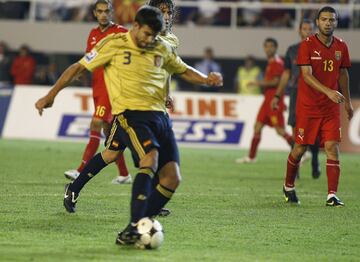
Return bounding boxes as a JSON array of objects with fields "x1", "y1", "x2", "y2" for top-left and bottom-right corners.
[
  {"x1": 139, "y1": 149, "x2": 159, "y2": 172},
  {"x1": 101, "y1": 149, "x2": 120, "y2": 164},
  {"x1": 158, "y1": 162, "x2": 181, "y2": 190},
  {"x1": 90, "y1": 117, "x2": 103, "y2": 131}
]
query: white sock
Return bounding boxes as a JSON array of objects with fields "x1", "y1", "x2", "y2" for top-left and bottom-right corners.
[
  {"x1": 284, "y1": 185, "x2": 295, "y2": 191},
  {"x1": 327, "y1": 193, "x2": 336, "y2": 200}
]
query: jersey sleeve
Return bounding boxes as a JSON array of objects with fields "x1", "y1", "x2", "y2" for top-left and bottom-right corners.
[
  {"x1": 297, "y1": 40, "x2": 311, "y2": 66},
  {"x1": 284, "y1": 47, "x2": 292, "y2": 70},
  {"x1": 163, "y1": 48, "x2": 187, "y2": 75},
  {"x1": 341, "y1": 43, "x2": 351, "y2": 68},
  {"x1": 79, "y1": 34, "x2": 117, "y2": 72},
  {"x1": 85, "y1": 31, "x2": 93, "y2": 53}
]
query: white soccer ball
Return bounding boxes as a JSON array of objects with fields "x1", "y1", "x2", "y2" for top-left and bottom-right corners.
[{"x1": 135, "y1": 217, "x2": 164, "y2": 250}]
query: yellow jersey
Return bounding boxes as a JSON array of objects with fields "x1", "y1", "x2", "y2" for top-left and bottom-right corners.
[{"x1": 79, "y1": 31, "x2": 187, "y2": 114}]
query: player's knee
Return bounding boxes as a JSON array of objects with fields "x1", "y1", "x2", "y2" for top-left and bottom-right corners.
[
  {"x1": 324, "y1": 142, "x2": 339, "y2": 160},
  {"x1": 159, "y1": 162, "x2": 181, "y2": 190},
  {"x1": 139, "y1": 149, "x2": 159, "y2": 172},
  {"x1": 101, "y1": 149, "x2": 120, "y2": 164},
  {"x1": 292, "y1": 144, "x2": 307, "y2": 160}
]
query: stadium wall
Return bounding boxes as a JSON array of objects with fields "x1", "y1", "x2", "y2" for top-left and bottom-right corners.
[
  {"x1": 1, "y1": 21, "x2": 360, "y2": 60},
  {"x1": 2, "y1": 86, "x2": 360, "y2": 153}
]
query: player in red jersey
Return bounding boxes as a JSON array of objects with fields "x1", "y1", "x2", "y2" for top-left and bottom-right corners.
[
  {"x1": 236, "y1": 38, "x2": 293, "y2": 164},
  {"x1": 64, "y1": 0, "x2": 131, "y2": 184},
  {"x1": 282, "y1": 6, "x2": 353, "y2": 206}
]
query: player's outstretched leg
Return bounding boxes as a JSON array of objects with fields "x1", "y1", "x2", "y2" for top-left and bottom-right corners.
[{"x1": 63, "y1": 150, "x2": 117, "y2": 213}]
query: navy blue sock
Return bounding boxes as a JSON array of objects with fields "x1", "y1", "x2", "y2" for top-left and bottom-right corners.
[
  {"x1": 151, "y1": 174, "x2": 159, "y2": 190},
  {"x1": 69, "y1": 153, "x2": 107, "y2": 193},
  {"x1": 130, "y1": 168, "x2": 153, "y2": 224},
  {"x1": 145, "y1": 183, "x2": 175, "y2": 218}
]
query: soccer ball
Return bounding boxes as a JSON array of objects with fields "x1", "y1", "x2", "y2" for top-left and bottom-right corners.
[{"x1": 135, "y1": 217, "x2": 164, "y2": 249}]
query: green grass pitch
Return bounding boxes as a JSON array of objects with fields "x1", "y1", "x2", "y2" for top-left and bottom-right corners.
[{"x1": 0, "y1": 139, "x2": 359, "y2": 261}]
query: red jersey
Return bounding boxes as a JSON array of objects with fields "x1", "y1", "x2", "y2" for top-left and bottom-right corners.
[
  {"x1": 264, "y1": 56, "x2": 284, "y2": 107},
  {"x1": 86, "y1": 23, "x2": 127, "y2": 97},
  {"x1": 10, "y1": 55, "x2": 36, "y2": 85},
  {"x1": 297, "y1": 34, "x2": 351, "y2": 117}
]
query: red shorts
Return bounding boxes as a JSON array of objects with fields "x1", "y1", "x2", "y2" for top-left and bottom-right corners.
[
  {"x1": 295, "y1": 114, "x2": 341, "y2": 145},
  {"x1": 93, "y1": 93, "x2": 113, "y2": 124},
  {"x1": 256, "y1": 101, "x2": 285, "y2": 127}
]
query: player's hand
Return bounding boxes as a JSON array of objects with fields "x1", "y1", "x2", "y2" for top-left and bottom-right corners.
[
  {"x1": 35, "y1": 94, "x2": 55, "y2": 116},
  {"x1": 165, "y1": 96, "x2": 175, "y2": 112},
  {"x1": 344, "y1": 101, "x2": 354, "y2": 120},
  {"x1": 270, "y1": 96, "x2": 280, "y2": 111},
  {"x1": 327, "y1": 90, "x2": 345, "y2": 104},
  {"x1": 206, "y1": 72, "x2": 223, "y2": 87}
]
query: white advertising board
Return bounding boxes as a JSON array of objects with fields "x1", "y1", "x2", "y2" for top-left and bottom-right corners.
[{"x1": 3, "y1": 86, "x2": 293, "y2": 151}]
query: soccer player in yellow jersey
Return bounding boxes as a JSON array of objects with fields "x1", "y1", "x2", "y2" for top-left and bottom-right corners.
[{"x1": 35, "y1": 6, "x2": 223, "y2": 245}]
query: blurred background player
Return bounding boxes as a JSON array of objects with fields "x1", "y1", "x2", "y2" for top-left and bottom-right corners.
[
  {"x1": 282, "y1": 6, "x2": 353, "y2": 206},
  {"x1": 235, "y1": 55, "x2": 262, "y2": 95},
  {"x1": 64, "y1": 0, "x2": 131, "y2": 184},
  {"x1": 271, "y1": 19, "x2": 321, "y2": 179},
  {"x1": 236, "y1": 38, "x2": 293, "y2": 164},
  {"x1": 10, "y1": 45, "x2": 36, "y2": 85}
]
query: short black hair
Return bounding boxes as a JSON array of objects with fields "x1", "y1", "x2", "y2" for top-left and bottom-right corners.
[
  {"x1": 94, "y1": 0, "x2": 112, "y2": 10},
  {"x1": 264, "y1": 37, "x2": 278, "y2": 48},
  {"x1": 299, "y1": 18, "x2": 314, "y2": 29},
  {"x1": 317, "y1": 6, "x2": 338, "y2": 19},
  {"x1": 135, "y1": 6, "x2": 163, "y2": 34}
]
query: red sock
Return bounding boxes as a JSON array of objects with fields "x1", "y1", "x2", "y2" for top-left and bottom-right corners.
[
  {"x1": 283, "y1": 133, "x2": 293, "y2": 146},
  {"x1": 77, "y1": 131, "x2": 101, "y2": 172},
  {"x1": 284, "y1": 153, "x2": 300, "y2": 188},
  {"x1": 116, "y1": 152, "x2": 129, "y2": 177},
  {"x1": 326, "y1": 159, "x2": 340, "y2": 194},
  {"x1": 249, "y1": 134, "x2": 261, "y2": 159}
]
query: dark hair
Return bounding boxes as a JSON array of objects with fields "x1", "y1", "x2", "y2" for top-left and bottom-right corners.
[
  {"x1": 94, "y1": 0, "x2": 112, "y2": 10},
  {"x1": 148, "y1": 0, "x2": 175, "y2": 30},
  {"x1": 317, "y1": 6, "x2": 338, "y2": 19},
  {"x1": 299, "y1": 18, "x2": 314, "y2": 29},
  {"x1": 264, "y1": 37, "x2": 278, "y2": 48},
  {"x1": 148, "y1": 0, "x2": 174, "y2": 13},
  {"x1": 135, "y1": 6, "x2": 163, "y2": 34}
]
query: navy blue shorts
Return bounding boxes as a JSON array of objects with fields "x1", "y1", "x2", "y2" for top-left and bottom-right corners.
[{"x1": 114, "y1": 110, "x2": 179, "y2": 171}]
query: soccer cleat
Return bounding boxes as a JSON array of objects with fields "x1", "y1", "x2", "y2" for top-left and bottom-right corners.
[
  {"x1": 115, "y1": 224, "x2": 140, "y2": 245},
  {"x1": 326, "y1": 195, "x2": 344, "y2": 207},
  {"x1": 64, "y1": 169, "x2": 80, "y2": 181},
  {"x1": 283, "y1": 186, "x2": 300, "y2": 205},
  {"x1": 312, "y1": 162, "x2": 321, "y2": 179},
  {"x1": 111, "y1": 174, "x2": 132, "y2": 185},
  {"x1": 63, "y1": 183, "x2": 79, "y2": 213},
  {"x1": 158, "y1": 208, "x2": 171, "y2": 217},
  {"x1": 235, "y1": 156, "x2": 257, "y2": 164}
]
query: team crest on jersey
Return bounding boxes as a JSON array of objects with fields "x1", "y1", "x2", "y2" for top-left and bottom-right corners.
[
  {"x1": 154, "y1": 55, "x2": 162, "y2": 67},
  {"x1": 85, "y1": 50, "x2": 98, "y2": 63},
  {"x1": 335, "y1": 51, "x2": 342, "y2": 61}
]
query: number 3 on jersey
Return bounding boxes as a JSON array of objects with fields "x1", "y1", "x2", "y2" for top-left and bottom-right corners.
[
  {"x1": 323, "y1": 60, "x2": 334, "y2": 72},
  {"x1": 123, "y1": 51, "x2": 131, "y2": 64}
]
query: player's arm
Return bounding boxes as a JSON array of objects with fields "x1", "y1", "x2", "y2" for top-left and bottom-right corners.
[
  {"x1": 300, "y1": 65, "x2": 345, "y2": 104},
  {"x1": 165, "y1": 76, "x2": 174, "y2": 111},
  {"x1": 271, "y1": 69, "x2": 290, "y2": 110},
  {"x1": 252, "y1": 76, "x2": 280, "y2": 89},
  {"x1": 35, "y1": 63, "x2": 87, "y2": 115},
  {"x1": 179, "y1": 65, "x2": 223, "y2": 86},
  {"x1": 339, "y1": 68, "x2": 353, "y2": 120}
]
